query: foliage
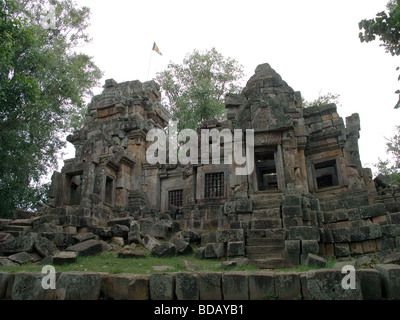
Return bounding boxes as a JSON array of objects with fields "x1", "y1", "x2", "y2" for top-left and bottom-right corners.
[
  {"x1": 375, "y1": 125, "x2": 400, "y2": 184},
  {"x1": 358, "y1": 0, "x2": 400, "y2": 108},
  {"x1": 302, "y1": 92, "x2": 341, "y2": 108},
  {"x1": 155, "y1": 47, "x2": 244, "y2": 131},
  {"x1": 0, "y1": 0, "x2": 102, "y2": 218}
]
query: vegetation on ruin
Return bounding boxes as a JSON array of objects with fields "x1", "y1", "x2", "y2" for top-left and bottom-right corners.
[
  {"x1": 302, "y1": 92, "x2": 341, "y2": 108},
  {"x1": 375, "y1": 125, "x2": 400, "y2": 184},
  {"x1": 359, "y1": 0, "x2": 400, "y2": 109},
  {"x1": 0, "y1": 0, "x2": 102, "y2": 218},
  {"x1": 155, "y1": 47, "x2": 244, "y2": 132}
]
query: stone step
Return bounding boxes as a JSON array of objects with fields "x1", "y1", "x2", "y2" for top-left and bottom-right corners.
[
  {"x1": 251, "y1": 218, "x2": 282, "y2": 229},
  {"x1": 2, "y1": 225, "x2": 32, "y2": 234},
  {"x1": 252, "y1": 199, "x2": 282, "y2": 210},
  {"x1": 246, "y1": 238, "x2": 285, "y2": 247},
  {"x1": 252, "y1": 208, "x2": 281, "y2": 219},
  {"x1": 246, "y1": 246, "x2": 285, "y2": 256},
  {"x1": 246, "y1": 228, "x2": 286, "y2": 239},
  {"x1": 248, "y1": 258, "x2": 286, "y2": 269}
]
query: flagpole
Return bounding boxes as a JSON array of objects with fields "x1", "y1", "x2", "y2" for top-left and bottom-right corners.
[{"x1": 147, "y1": 49, "x2": 153, "y2": 81}]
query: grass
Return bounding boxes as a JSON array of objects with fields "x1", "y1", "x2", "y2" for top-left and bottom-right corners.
[
  {"x1": 0, "y1": 244, "x2": 339, "y2": 274},
  {"x1": 0, "y1": 250, "x2": 260, "y2": 274}
]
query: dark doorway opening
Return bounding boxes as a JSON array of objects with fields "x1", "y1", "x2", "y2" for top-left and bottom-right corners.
[
  {"x1": 315, "y1": 160, "x2": 338, "y2": 189},
  {"x1": 256, "y1": 151, "x2": 278, "y2": 191}
]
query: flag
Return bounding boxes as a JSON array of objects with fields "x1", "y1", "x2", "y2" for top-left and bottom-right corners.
[{"x1": 152, "y1": 42, "x2": 162, "y2": 56}]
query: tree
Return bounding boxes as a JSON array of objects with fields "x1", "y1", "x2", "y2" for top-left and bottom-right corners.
[
  {"x1": 155, "y1": 48, "x2": 244, "y2": 131},
  {"x1": 358, "y1": 0, "x2": 400, "y2": 108},
  {"x1": 0, "y1": 0, "x2": 102, "y2": 218},
  {"x1": 302, "y1": 91, "x2": 341, "y2": 108},
  {"x1": 375, "y1": 125, "x2": 400, "y2": 184}
]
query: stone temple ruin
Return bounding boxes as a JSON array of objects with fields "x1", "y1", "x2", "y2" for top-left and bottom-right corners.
[{"x1": 2, "y1": 63, "x2": 400, "y2": 269}]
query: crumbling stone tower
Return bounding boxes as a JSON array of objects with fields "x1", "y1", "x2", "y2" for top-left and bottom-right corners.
[{"x1": 48, "y1": 79, "x2": 170, "y2": 222}]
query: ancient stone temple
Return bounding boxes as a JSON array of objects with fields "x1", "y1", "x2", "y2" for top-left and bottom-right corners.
[{"x1": 32, "y1": 63, "x2": 400, "y2": 267}]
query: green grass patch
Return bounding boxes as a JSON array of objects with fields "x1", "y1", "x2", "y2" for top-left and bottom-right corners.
[{"x1": 0, "y1": 251, "x2": 259, "y2": 274}]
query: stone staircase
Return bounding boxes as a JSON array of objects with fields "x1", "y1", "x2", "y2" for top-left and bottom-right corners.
[{"x1": 246, "y1": 192, "x2": 286, "y2": 268}]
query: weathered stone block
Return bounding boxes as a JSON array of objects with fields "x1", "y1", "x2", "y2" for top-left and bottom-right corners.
[
  {"x1": 334, "y1": 243, "x2": 350, "y2": 257},
  {"x1": 175, "y1": 273, "x2": 199, "y2": 300},
  {"x1": 107, "y1": 217, "x2": 132, "y2": 228},
  {"x1": 34, "y1": 236, "x2": 58, "y2": 258},
  {"x1": 12, "y1": 272, "x2": 52, "y2": 300},
  {"x1": 198, "y1": 272, "x2": 222, "y2": 300},
  {"x1": 323, "y1": 210, "x2": 348, "y2": 224},
  {"x1": 127, "y1": 230, "x2": 141, "y2": 244},
  {"x1": 236, "y1": 199, "x2": 253, "y2": 213},
  {"x1": 72, "y1": 232, "x2": 97, "y2": 244},
  {"x1": 374, "y1": 264, "x2": 400, "y2": 300},
  {"x1": 302, "y1": 240, "x2": 319, "y2": 255},
  {"x1": 57, "y1": 272, "x2": 101, "y2": 300},
  {"x1": 282, "y1": 194, "x2": 302, "y2": 207},
  {"x1": 170, "y1": 237, "x2": 193, "y2": 255},
  {"x1": 142, "y1": 235, "x2": 161, "y2": 251},
  {"x1": 8, "y1": 252, "x2": 36, "y2": 264},
  {"x1": 111, "y1": 224, "x2": 129, "y2": 239},
  {"x1": 102, "y1": 274, "x2": 149, "y2": 300},
  {"x1": 52, "y1": 251, "x2": 77, "y2": 265},
  {"x1": 381, "y1": 224, "x2": 400, "y2": 237},
  {"x1": 359, "y1": 204, "x2": 387, "y2": 219},
  {"x1": 362, "y1": 240, "x2": 377, "y2": 254},
  {"x1": 216, "y1": 229, "x2": 244, "y2": 243},
  {"x1": 333, "y1": 228, "x2": 351, "y2": 243},
  {"x1": 285, "y1": 240, "x2": 300, "y2": 267},
  {"x1": 274, "y1": 272, "x2": 301, "y2": 300},
  {"x1": 0, "y1": 257, "x2": 18, "y2": 267},
  {"x1": 289, "y1": 226, "x2": 320, "y2": 241},
  {"x1": 357, "y1": 269, "x2": 382, "y2": 300},
  {"x1": 149, "y1": 273, "x2": 176, "y2": 300},
  {"x1": 305, "y1": 254, "x2": 326, "y2": 268},
  {"x1": 227, "y1": 241, "x2": 244, "y2": 257},
  {"x1": 248, "y1": 272, "x2": 275, "y2": 300},
  {"x1": 204, "y1": 243, "x2": 225, "y2": 259},
  {"x1": 222, "y1": 272, "x2": 249, "y2": 300},
  {"x1": 3, "y1": 235, "x2": 35, "y2": 254},
  {"x1": 151, "y1": 243, "x2": 177, "y2": 258},
  {"x1": 0, "y1": 273, "x2": 12, "y2": 299},
  {"x1": 349, "y1": 242, "x2": 364, "y2": 255},
  {"x1": 282, "y1": 206, "x2": 303, "y2": 218},
  {"x1": 66, "y1": 239, "x2": 103, "y2": 257},
  {"x1": 302, "y1": 269, "x2": 362, "y2": 300}
]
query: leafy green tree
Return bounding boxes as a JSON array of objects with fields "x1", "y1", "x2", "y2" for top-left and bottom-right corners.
[
  {"x1": 375, "y1": 125, "x2": 400, "y2": 184},
  {"x1": 302, "y1": 92, "x2": 341, "y2": 108},
  {"x1": 0, "y1": 0, "x2": 102, "y2": 218},
  {"x1": 358, "y1": 0, "x2": 400, "y2": 108},
  {"x1": 155, "y1": 48, "x2": 244, "y2": 131}
]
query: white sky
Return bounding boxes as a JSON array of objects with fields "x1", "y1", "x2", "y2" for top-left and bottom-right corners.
[{"x1": 61, "y1": 0, "x2": 399, "y2": 176}]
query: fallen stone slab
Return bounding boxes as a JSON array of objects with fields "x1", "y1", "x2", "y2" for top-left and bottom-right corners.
[
  {"x1": 152, "y1": 266, "x2": 175, "y2": 272},
  {"x1": 107, "y1": 218, "x2": 132, "y2": 228},
  {"x1": 142, "y1": 235, "x2": 161, "y2": 251},
  {"x1": 305, "y1": 253, "x2": 326, "y2": 268},
  {"x1": 182, "y1": 260, "x2": 200, "y2": 271},
  {"x1": 0, "y1": 257, "x2": 19, "y2": 267},
  {"x1": 151, "y1": 243, "x2": 177, "y2": 258},
  {"x1": 66, "y1": 239, "x2": 103, "y2": 257},
  {"x1": 118, "y1": 248, "x2": 146, "y2": 259},
  {"x1": 2, "y1": 235, "x2": 36, "y2": 254},
  {"x1": 111, "y1": 236, "x2": 125, "y2": 247},
  {"x1": 0, "y1": 232, "x2": 14, "y2": 243},
  {"x1": 34, "y1": 236, "x2": 58, "y2": 258},
  {"x1": 8, "y1": 252, "x2": 37, "y2": 265},
  {"x1": 72, "y1": 232, "x2": 97, "y2": 244},
  {"x1": 53, "y1": 251, "x2": 77, "y2": 265},
  {"x1": 170, "y1": 237, "x2": 192, "y2": 255},
  {"x1": 111, "y1": 224, "x2": 129, "y2": 239},
  {"x1": 380, "y1": 251, "x2": 400, "y2": 265}
]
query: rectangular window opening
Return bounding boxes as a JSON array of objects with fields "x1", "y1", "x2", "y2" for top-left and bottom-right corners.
[
  {"x1": 69, "y1": 175, "x2": 82, "y2": 205},
  {"x1": 169, "y1": 190, "x2": 183, "y2": 207},
  {"x1": 105, "y1": 176, "x2": 114, "y2": 205},
  {"x1": 315, "y1": 160, "x2": 339, "y2": 189},
  {"x1": 205, "y1": 172, "x2": 225, "y2": 199},
  {"x1": 256, "y1": 151, "x2": 278, "y2": 191}
]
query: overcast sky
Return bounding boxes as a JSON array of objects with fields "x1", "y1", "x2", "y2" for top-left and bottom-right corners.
[{"x1": 65, "y1": 0, "x2": 399, "y2": 175}]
